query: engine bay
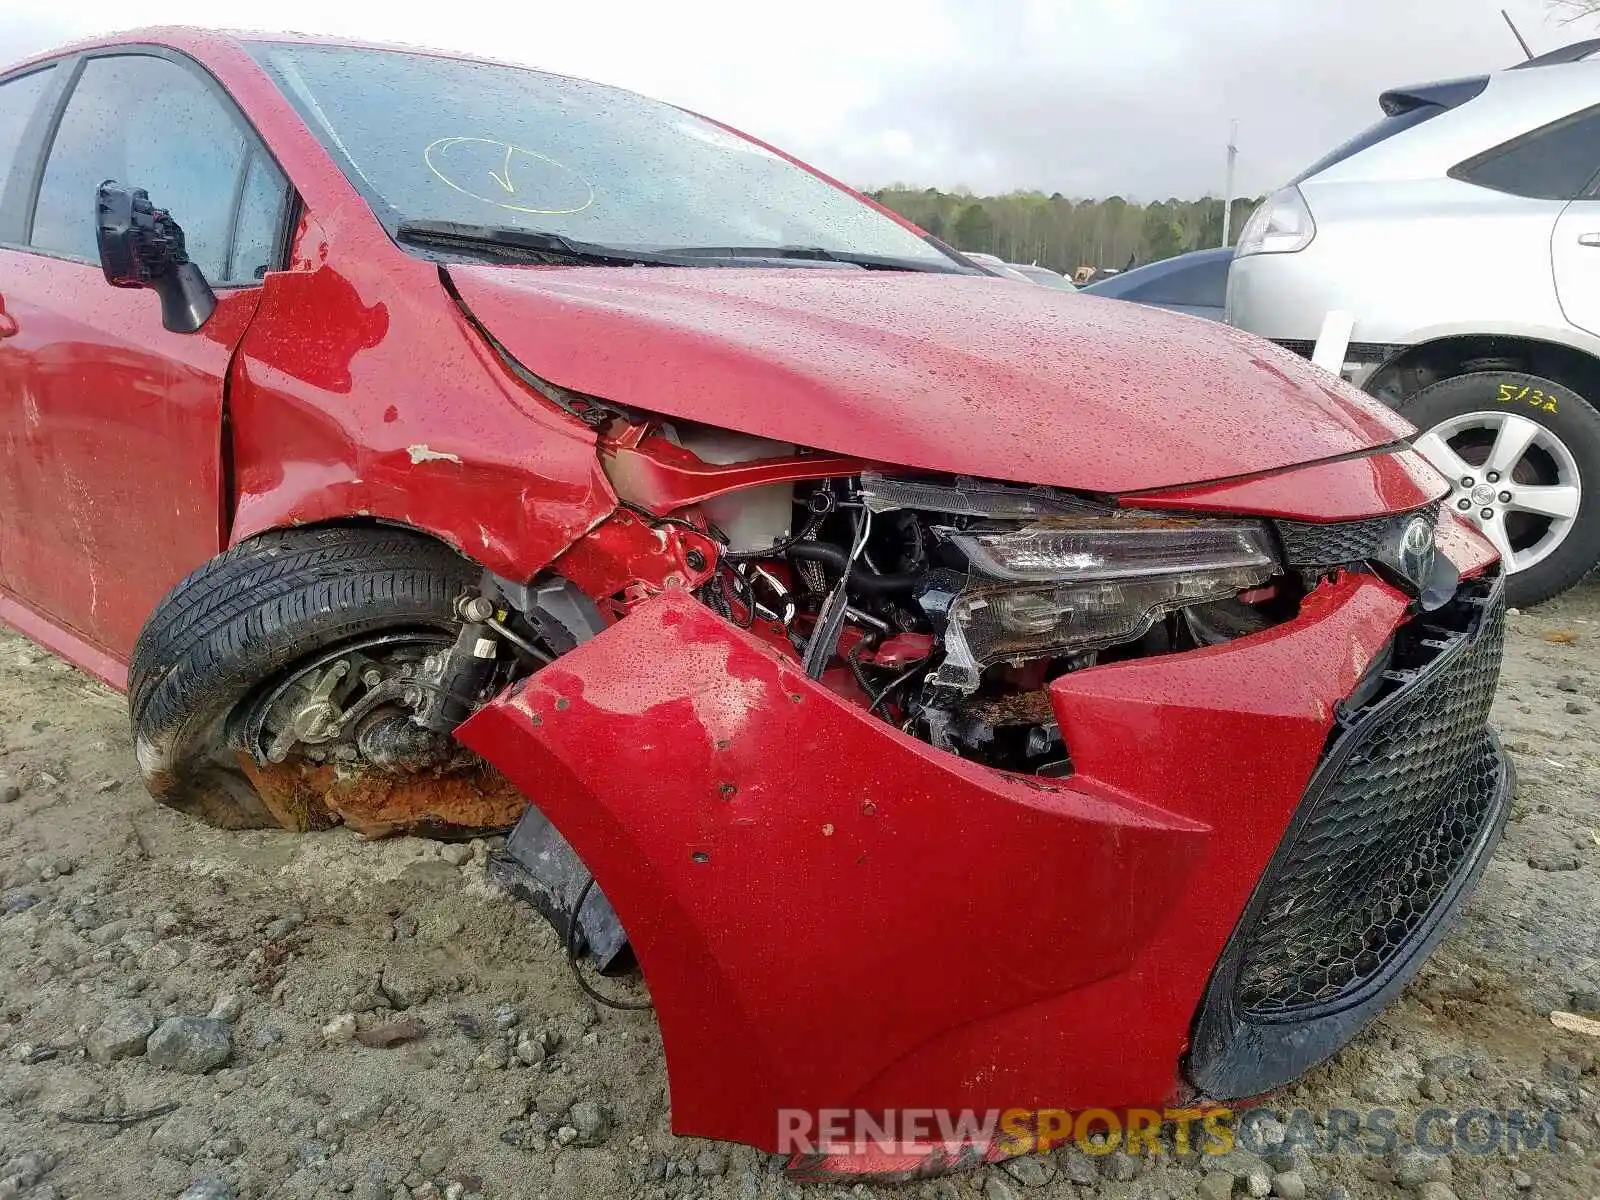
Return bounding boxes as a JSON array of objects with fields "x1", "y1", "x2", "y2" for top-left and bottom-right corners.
[
  {"x1": 236, "y1": 416, "x2": 1314, "y2": 784},
  {"x1": 686, "y1": 466, "x2": 1304, "y2": 774}
]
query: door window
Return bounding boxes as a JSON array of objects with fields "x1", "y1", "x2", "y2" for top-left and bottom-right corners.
[
  {"x1": 30, "y1": 54, "x2": 283, "y2": 282},
  {"x1": 230, "y1": 150, "x2": 288, "y2": 281},
  {"x1": 0, "y1": 66, "x2": 55, "y2": 212},
  {"x1": 1451, "y1": 106, "x2": 1600, "y2": 201}
]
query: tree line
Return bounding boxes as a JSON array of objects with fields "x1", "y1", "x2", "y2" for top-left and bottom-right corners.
[{"x1": 868, "y1": 188, "x2": 1262, "y2": 274}]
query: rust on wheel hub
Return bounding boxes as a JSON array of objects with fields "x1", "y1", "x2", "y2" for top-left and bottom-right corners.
[{"x1": 236, "y1": 753, "x2": 527, "y2": 837}]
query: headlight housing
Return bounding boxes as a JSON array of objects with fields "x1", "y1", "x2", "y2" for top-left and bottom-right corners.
[
  {"x1": 924, "y1": 518, "x2": 1277, "y2": 693},
  {"x1": 1235, "y1": 186, "x2": 1316, "y2": 258}
]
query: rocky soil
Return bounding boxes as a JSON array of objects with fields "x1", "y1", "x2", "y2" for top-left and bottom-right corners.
[{"x1": 1, "y1": 587, "x2": 1598, "y2": 1200}]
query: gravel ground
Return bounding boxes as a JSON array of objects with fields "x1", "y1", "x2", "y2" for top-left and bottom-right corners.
[{"x1": 1, "y1": 587, "x2": 1598, "y2": 1200}]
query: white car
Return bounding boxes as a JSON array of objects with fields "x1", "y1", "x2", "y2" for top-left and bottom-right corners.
[
  {"x1": 1006, "y1": 262, "x2": 1078, "y2": 290},
  {"x1": 962, "y1": 251, "x2": 1042, "y2": 285},
  {"x1": 1227, "y1": 38, "x2": 1600, "y2": 605}
]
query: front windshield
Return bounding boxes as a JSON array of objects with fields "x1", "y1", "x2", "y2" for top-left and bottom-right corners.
[{"x1": 248, "y1": 43, "x2": 955, "y2": 267}]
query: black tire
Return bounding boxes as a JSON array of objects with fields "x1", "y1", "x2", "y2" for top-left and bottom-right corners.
[
  {"x1": 128, "y1": 525, "x2": 477, "y2": 829},
  {"x1": 1402, "y1": 371, "x2": 1600, "y2": 608}
]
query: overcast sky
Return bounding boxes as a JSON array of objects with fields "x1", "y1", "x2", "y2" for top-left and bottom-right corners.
[{"x1": 1, "y1": 0, "x2": 1591, "y2": 200}]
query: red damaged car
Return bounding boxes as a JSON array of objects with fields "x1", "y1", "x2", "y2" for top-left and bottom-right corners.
[{"x1": 0, "y1": 27, "x2": 1508, "y2": 1171}]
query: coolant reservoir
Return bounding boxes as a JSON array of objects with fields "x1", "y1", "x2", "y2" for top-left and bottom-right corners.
[{"x1": 674, "y1": 428, "x2": 796, "y2": 554}]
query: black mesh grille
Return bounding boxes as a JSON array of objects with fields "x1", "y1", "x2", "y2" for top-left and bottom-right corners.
[
  {"x1": 1276, "y1": 502, "x2": 1442, "y2": 570},
  {"x1": 1232, "y1": 579, "x2": 1505, "y2": 1018},
  {"x1": 1270, "y1": 339, "x2": 1397, "y2": 364}
]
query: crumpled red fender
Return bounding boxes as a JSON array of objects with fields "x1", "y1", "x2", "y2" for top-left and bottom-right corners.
[{"x1": 456, "y1": 589, "x2": 1211, "y2": 1151}]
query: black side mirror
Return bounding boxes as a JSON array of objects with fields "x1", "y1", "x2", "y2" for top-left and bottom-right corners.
[{"x1": 94, "y1": 181, "x2": 217, "y2": 334}]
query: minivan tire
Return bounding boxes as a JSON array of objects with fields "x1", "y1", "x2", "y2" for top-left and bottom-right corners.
[{"x1": 1403, "y1": 370, "x2": 1600, "y2": 608}]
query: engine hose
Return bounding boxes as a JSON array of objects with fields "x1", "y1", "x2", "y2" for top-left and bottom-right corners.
[
  {"x1": 845, "y1": 639, "x2": 876, "y2": 698},
  {"x1": 786, "y1": 542, "x2": 920, "y2": 594}
]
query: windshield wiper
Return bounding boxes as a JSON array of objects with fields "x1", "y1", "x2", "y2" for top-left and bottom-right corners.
[
  {"x1": 656, "y1": 245, "x2": 966, "y2": 273},
  {"x1": 397, "y1": 223, "x2": 969, "y2": 273},
  {"x1": 395, "y1": 220, "x2": 685, "y2": 266}
]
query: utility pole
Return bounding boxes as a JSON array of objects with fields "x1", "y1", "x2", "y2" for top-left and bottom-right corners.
[{"x1": 1221, "y1": 119, "x2": 1238, "y2": 248}]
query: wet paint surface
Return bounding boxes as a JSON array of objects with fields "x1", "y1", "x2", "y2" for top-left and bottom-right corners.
[
  {"x1": 1435, "y1": 507, "x2": 1500, "y2": 578},
  {"x1": 459, "y1": 578, "x2": 1410, "y2": 1151},
  {"x1": 450, "y1": 266, "x2": 1413, "y2": 495},
  {"x1": 0, "y1": 248, "x2": 259, "y2": 656},
  {"x1": 226, "y1": 257, "x2": 613, "y2": 581},
  {"x1": 1127, "y1": 447, "x2": 1449, "y2": 521}
]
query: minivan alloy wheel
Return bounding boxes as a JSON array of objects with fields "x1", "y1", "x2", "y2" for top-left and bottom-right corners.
[{"x1": 1413, "y1": 410, "x2": 1581, "y2": 574}]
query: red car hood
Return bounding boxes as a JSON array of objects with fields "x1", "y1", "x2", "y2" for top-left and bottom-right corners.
[{"x1": 448, "y1": 265, "x2": 1411, "y2": 494}]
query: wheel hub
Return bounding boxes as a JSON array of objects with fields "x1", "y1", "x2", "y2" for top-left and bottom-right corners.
[
  {"x1": 236, "y1": 632, "x2": 524, "y2": 835},
  {"x1": 243, "y1": 634, "x2": 454, "y2": 768},
  {"x1": 1413, "y1": 409, "x2": 1582, "y2": 576}
]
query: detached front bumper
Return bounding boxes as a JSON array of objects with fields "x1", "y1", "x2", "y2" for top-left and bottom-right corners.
[{"x1": 456, "y1": 569, "x2": 1508, "y2": 1156}]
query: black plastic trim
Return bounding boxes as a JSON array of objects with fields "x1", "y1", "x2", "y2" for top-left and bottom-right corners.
[
  {"x1": 1185, "y1": 576, "x2": 1511, "y2": 1099},
  {"x1": 1271, "y1": 339, "x2": 1400, "y2": 366},
  {"x1": 1379, "y1": 75, "x2": 1489, "y2": 116}
]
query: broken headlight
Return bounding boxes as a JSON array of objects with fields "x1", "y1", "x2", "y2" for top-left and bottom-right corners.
[{"x1": 925, "y1": 518, "x2": 1277, "y2": 693}]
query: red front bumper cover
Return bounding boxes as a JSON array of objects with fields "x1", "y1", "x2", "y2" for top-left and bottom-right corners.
[{"x1": 457, "y1": 556, "x2": 1506, "y2": 1160}]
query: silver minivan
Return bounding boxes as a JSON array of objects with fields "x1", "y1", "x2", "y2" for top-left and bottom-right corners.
[{"x1": 1228, "y1": 39, "x2": 1600, "y2": 605}]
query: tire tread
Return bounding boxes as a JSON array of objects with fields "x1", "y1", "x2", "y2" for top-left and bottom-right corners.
[{"x1": 127, "y1": 526, "x2": 477, "y2": 824}]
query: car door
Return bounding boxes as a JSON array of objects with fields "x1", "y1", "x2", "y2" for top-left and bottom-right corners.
[
  {"x1": 0, "y1": 49, "x2": 289, "y2": 661},
  {"x1": 1447, "y1": 102, "x2": 1600, "y2": 339},
  {"x1": 0, "y1": 62, "x2": 69, "y2": 607},
  {"x1": 1553, "y1": 124, "x2": 1600, "y2": 337}
]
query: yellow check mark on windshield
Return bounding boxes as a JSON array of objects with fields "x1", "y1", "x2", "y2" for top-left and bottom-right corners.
[{"x1": 486, "y1": 143, "x2": 516, "y2": 194}]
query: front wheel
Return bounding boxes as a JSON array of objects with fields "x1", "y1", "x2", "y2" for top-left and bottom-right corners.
[
  {"x1": 1405, "y1": 371, "x2": 1600, "y2": 607},
  {"x1": 128, "y1": 525, "x2": 527, "y2": 835}
]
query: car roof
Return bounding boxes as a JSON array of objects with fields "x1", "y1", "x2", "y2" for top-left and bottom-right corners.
[
  {"x1": 1512, "y1": 37, "x2": 1600, "y2": 68},
  {"x1": 3, "y1": 25, "x2": 539, "y2": 78}
]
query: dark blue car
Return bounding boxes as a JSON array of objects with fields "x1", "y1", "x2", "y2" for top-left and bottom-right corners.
[{"x1": 1081, "y1": 247, "x2": 1233, "y2": 321}]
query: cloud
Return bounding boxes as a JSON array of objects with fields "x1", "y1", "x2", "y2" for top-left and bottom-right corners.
[
  {"x1": 0, "y1": 0, "x2": 1584, "y2": 199},
  {"x1": 0, "y1": 14, "x2": 77, "y2": 66},
  {"x1": 807, "y1": 0, "x2": 1580, "y2": 197}
]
